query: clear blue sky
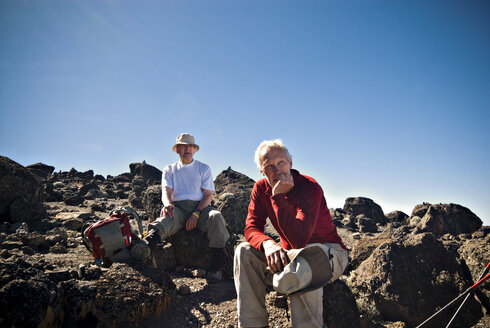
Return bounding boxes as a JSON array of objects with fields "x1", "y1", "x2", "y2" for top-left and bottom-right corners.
[{"x1": 1, "y1": 0, "x2": 489, "y2": 225}]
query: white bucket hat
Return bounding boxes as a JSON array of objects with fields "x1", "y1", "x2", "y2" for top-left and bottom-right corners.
[
  {"x1": 172, "y1": 133, "x2": 199, "y2": 153},
  {"x1": 272, "y1": 244, "x2": 332, "y2": 296}
]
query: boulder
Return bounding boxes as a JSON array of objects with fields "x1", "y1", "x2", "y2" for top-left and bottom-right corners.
[
  {"x1": 411, "y1": 202, "x2": 431, "y2": 218},
  {"x1": 25, "y1": 162, "x2": 55, "y2": 180},
  {"x1": 160, "y1": 229, "x2": 237, "y2": 278},
  {"x1": 348, "y1": 227, "x2": 404, "y2": 272},
  {"x1": 63, "y1": 262, "x2": 175, "y2": 327},
  {"x1": 357, "y1": 214, "x2": 378, "y2": 233},
  {"x1": 0, "y1": 156, "x2": 47, "y2": 224},
  {"x1": 213, "y1": 167, "x2": 255, "y2": 234},
  {"x1": 143, "y1": 185, "x2": 163, "y2": 222},
  {"x1": 458, "y1": 232, "x2": 490, "y2": 309},
  {"x1": 330, "y1": 208, "x2": 346, "y2": 228},
  {"x1": 347, "y1": 229, "x2": 483, "y2": 327},
  {"x1": 129, "y1": 161, "x2": 162, "y2": 185},
  {"x1": 385, "y1": 210, "x2": 408, "y2": 223},
  {"x1": 0, "y1": 258, "x2": 64, "y2": 328},
  {"x1": 417, "y1": 203, "x2": 482, "y2": 236},
  {"x1": 323, "y1": 279, "x2": 361, "y2": 328},
  {"x1": 68, "y1": 168, "x2": 94, "y2": 181},
  {"x1": 343, "y1": 197, "x2": 386, "y2": 225}
]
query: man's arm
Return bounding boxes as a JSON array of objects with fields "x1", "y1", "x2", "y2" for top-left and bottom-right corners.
[
  {"x1": 185, "y1": 188, "x2": 213, "y2": 231},
  {"x1": 161, "y1": 187, "x2": 175, "y2": 217}
]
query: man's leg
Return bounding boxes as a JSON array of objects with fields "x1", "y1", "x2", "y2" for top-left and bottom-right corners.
[
  {"x1": 198, "y1": 207, "x2": 231, "y2": 282},
  {"x1": 147, "y1": 206, "x2": 187, "y2": 241},
  {"x1": 234, "y1": 242, "x2": 270, "y2": 328},
  {"x1": 289, "y1": 288, "x2": 324, "y2": 328},
  {"x1": 197, "y1": 207, "x2": 230, "y2": 248}
]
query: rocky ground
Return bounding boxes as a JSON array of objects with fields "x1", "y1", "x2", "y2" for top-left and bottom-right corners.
[{"x1": 1, "y1": 156, "x2": 489, "y2": 328}]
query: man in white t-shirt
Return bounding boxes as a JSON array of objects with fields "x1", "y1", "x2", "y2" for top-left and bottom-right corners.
[{"x1": 145, "y1": 133, "x2": 230, "y2": 282}]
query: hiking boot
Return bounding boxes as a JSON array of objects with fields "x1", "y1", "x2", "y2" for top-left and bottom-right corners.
[
  {"x1": 206, "y1": 270, "x2": 223, "y2": 283},
  {"x1": 144, "y1": 229, "x2": 161, "y2": 252}
]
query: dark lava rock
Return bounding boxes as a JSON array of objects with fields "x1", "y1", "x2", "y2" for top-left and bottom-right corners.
[
  {"x1": 0, "y1": 156, "x2": 47, "y2": 224},
  {"x1": 417, "y1": 203, "x2": 482, "y2": 236},
  {"x1": 347, "y1": 229, "x2": 483, "y2": 327},
  {"x1": 213, "y1": 167, "x2": 255, "y2": 235},
  {"x1": 25, "y1": 162, "x2": 55, "y2": 180},
  {"x1": 343, "y1": 197, "x2": 386, "y2": 225},
  {"x1": 129, "y1": 161, "x2": 162, "y2": 185},
  {"x1": 385, "y1": 210, "x2": 408, "y2": 223},
  {"x1": 323, "y1": 279, "x2": 361, "y2": 328},
  {"x1": 143, "y1": 185, "x2": 163, "y2": 222}
]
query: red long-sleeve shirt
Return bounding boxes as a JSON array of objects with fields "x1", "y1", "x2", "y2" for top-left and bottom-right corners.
[{"x1": 244, "y1": 169, "x2": 346, "y2": 251}]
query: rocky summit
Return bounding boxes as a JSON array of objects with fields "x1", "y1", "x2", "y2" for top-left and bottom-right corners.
[{"x1": 0, "y1": 155, "x2": 488, "y2": 328}]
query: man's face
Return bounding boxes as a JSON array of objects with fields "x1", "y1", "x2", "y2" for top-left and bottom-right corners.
[
  {"x1": 176, "y1": 144, "x2": 197, "y2": 163},
  {"x1": 259, "y1": 148, "x2": 292, "y2": 187}
]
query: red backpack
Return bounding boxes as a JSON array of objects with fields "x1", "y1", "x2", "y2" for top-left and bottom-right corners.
[{"x1": 82, "y1": 207, "x2": 144, "y2": 267}]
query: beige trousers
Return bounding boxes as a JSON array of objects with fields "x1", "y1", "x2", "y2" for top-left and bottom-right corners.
[
  {"x1": 149, "y1": 200, "x2": 230, "y2": 248},
  {"x1": 234, "y1": 242, "x2": 348, "y2": 328}
]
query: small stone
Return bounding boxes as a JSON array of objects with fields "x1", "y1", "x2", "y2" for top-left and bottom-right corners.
[
  {"x1": 0, "y1": 249, "x2": 11, "y2": 258},
  {"x1": 352, "y1": 232, "x2": 362, "y2": 240},
  {"x1": 192, "y1": 269, "x2": 206, "y2": 278},
  {"x1": 178, "y1": 285, "x2": 191, "y2": 296},
  {"x1": 22, "y1": 246, "x2": 35, "y2": 255}
]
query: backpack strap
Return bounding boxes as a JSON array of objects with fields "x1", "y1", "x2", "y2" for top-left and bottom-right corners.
[{"x1": 110, "y1": 206, "x2": 144, "y2": 238}]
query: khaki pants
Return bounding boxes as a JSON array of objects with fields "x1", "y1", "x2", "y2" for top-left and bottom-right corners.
[
  {"x1": 234, "y1": 242, "x2": 348, "y2": 328},
  {"x1": 149, "y1": 200, "x2": 230, "y2": 248}
]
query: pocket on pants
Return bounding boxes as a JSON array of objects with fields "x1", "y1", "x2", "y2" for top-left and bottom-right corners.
[{"x1": 325, "y1": 243, "x2": 349, "y2": 282}]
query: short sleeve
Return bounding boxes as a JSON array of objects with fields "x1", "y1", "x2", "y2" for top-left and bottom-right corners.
[
  {"x1": 200, "y1": 164, "x2": 215, "y2": 192},
  {"x1": 162, "y1": 165, "x2": 173, "y2": 189}
]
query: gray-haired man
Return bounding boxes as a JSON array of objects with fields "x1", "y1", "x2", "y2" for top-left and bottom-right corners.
[{"x1": 234, "y1": 139, "x2": 348, "y2": 327}]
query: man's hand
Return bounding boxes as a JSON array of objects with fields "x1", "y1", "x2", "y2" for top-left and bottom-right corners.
[
  {"x1": 272, "y1": 171, "x2": 294, "y2": 196},
  {"x1": 186, "y1": 213, "x2": 198, "y2": 231},
  {"x1": 262, "y1": 239, "x2": 289, "y2": 273},
  {"x1": 161, "y1": 204, "x2": 175, "y2": 218}
]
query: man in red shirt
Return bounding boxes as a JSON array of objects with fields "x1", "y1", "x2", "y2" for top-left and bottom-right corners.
[{"x1": 234, "y1": 139, "x2": 348, "y2": 328}]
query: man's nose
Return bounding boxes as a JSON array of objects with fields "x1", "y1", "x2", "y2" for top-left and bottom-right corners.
[{"x1": 271, "y1": 165, "x2": 281, "y2": 173}]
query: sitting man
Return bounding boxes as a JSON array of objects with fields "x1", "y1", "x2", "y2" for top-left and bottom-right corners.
[
  {"x1": 145, "y1": 133, "x2": 230, "y2": 282},
  {"x1": 234, "y1": 139, "x2": 348, "y2": 328}
]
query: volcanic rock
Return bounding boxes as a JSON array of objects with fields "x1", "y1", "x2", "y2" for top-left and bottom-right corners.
[
  {"x1": 213, "y1": 167, "x2": 255, "y2": 234},
  {"x1": 25, "y1": 162, "x2": 55, "y2": 180},
  {"x1": 385, "y1": 210, "x2": 408, "y2": 223},
  {"x1": 347, "y1": 228, "x2": 483, "y2": 327},
  {"x1": 129, "y1": 161, "x2": 162, "y2": 185},
  {"x1": 0, "y1": 156, "x2": 47, "y2": 224},
  {"x1": 416, "y1": 203, "x2": 482, "y2": 236},
  {"x1": 344, "y1": 197, "x2": 386, "y2": 225}
]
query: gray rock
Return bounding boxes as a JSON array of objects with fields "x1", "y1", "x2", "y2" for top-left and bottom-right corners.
[
  {"x1": 129, "y1": 161, "x2": 162, "y2": 185},
  {"x1": 417, "y1": 203, "x2": 482, "y2": 236},
  {"x1": 343, "y1": 197, "x2": 386, "y2": 225},
  {"x1": 213, "y1": 167, "x2": 255, "y2": 235},
  {"x1": 347, "y1": 229, "x2": 483, "y2": 327},
  {"x1": 0, "y1": 156, "x2": 47, "y2": 224}
]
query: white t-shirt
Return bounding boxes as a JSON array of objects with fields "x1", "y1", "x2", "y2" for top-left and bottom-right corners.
[{"x1": 162, "y1": 159, "x2": 215, "y2": 202}]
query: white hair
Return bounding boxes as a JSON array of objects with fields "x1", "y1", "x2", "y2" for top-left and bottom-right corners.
[{"x1": 254, "y1": 139, "x2": 292, "y2": 169}]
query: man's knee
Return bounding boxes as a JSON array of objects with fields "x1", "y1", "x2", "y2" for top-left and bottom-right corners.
[
  {"x1": 234, "y1": 242, "x2": 255, "y2": 263},
  {"x1": 208, "y1": 209, "x2": 226, "y2": 224}
]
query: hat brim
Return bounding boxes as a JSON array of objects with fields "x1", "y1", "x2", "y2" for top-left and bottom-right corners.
[
  {"x1": 283, "y1": 244, "x2": 332, "y2": 296},
  {"x1": 172, "y1": 143, "x2": 200, "y2": 153}
]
